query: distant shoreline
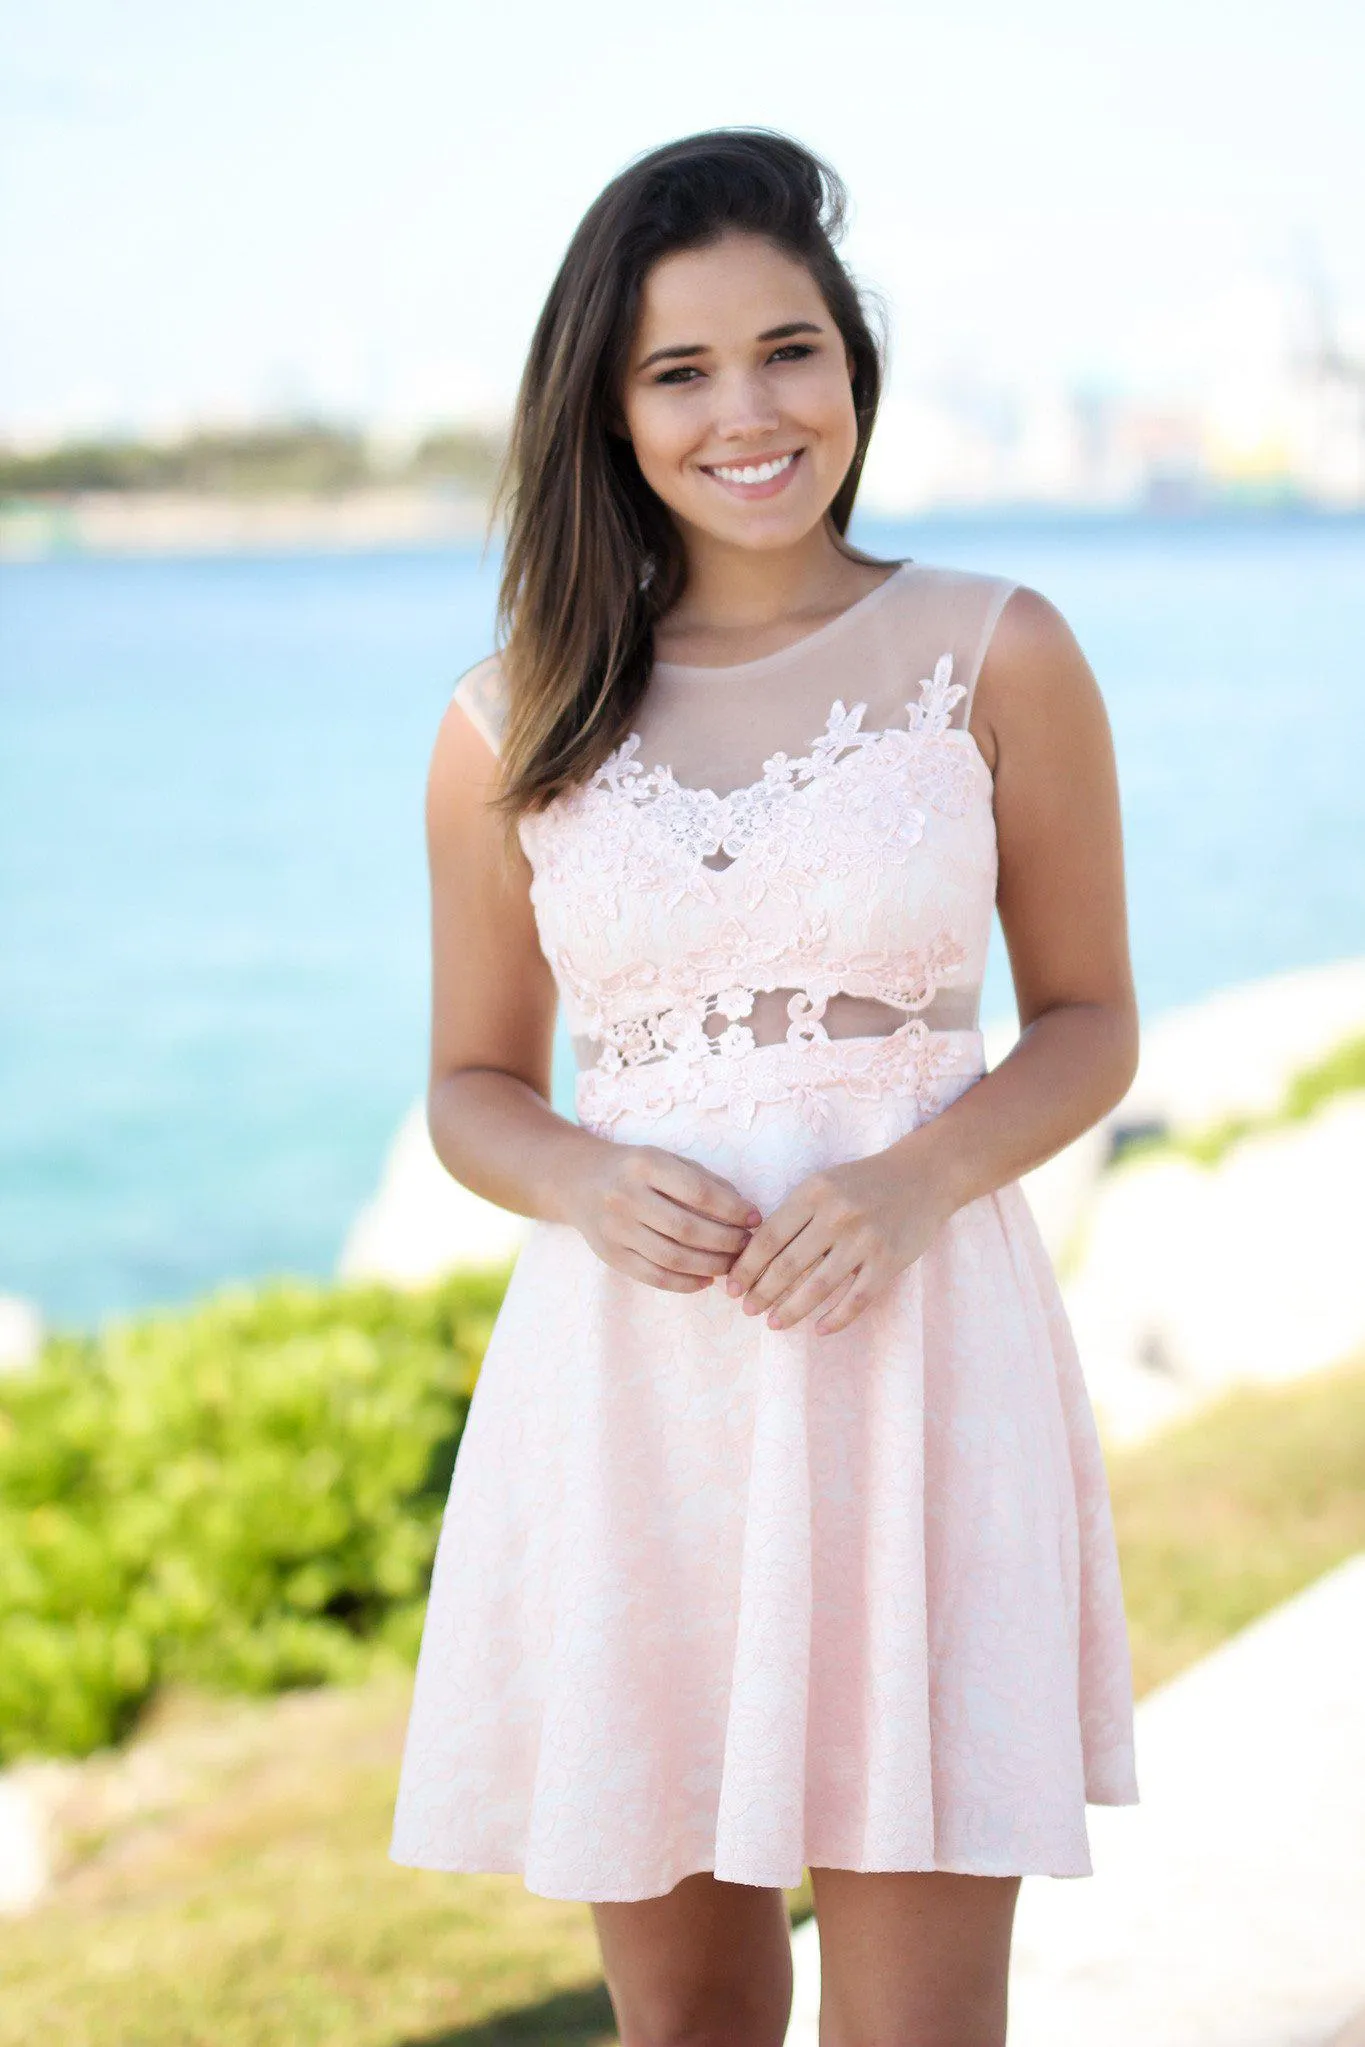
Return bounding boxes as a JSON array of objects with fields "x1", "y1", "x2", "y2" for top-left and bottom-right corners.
[
  {"x1": 0, "y1": 485, "x2": 498, "y2": 562},
  {"x1": 3, "y1": 489, "x2": 1363, "y2": 564}
]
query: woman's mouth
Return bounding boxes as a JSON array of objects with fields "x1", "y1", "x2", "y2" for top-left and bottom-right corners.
[{"x1": 700, "y1": 448, "x2": 804, "y2": 500}]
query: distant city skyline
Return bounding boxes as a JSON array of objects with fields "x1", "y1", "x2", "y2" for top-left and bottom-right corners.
[{"x1": 3, "y1": 0, "x2": 1363, "y2": 508}]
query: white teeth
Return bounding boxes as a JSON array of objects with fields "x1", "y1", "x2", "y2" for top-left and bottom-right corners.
[{"x1": 709, "y1": 452, "x2": 797, "y2": 485}]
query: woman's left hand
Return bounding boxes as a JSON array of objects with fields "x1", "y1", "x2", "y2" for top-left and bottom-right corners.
[{"x1": 722, "y1": 1138, "x2": 956, "y2": 1335}]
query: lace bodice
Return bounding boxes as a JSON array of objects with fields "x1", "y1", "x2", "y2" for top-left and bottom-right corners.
[{"x1": 453, "y1": 559, "x2": 1017, "y2": 1135}]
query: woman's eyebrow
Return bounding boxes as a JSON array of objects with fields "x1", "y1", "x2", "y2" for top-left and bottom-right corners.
[{"x1": 636, "y1": 319, "x2": 824, "y2": 372}]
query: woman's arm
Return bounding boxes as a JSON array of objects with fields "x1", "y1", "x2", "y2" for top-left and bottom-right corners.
[
  {"x1": 425, "y1": 695, "x2": 592, "y2": 1222},
  {"x1": 913, "y1": 582, "x2": 1140, "y2": 1211},
  {"x1": 721, "y1": 585, "x2": 1140, "y2": 1334},
  {"x1": 425, "y1": 698, "x2": 760, "y2": 1286}
]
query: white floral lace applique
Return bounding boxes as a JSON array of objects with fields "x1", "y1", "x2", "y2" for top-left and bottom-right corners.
[
  {"x1": 527, "y1": 654, "x2": 981, "y2": 910},
  {"x1": 520, "y1": 651, "x2": 993, "y2": 1134}
]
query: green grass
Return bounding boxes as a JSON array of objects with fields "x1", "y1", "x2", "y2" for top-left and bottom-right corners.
[
  {"x1": 0, "y1": 1668, "x2": 810, "y2": 2047},
  {"x1": 1107, "y1": 1349, "x2": 1365, "y2": 1693},
  {"x1": 1, "y1": 1356, "x2": 1360, "y2": 2045}
]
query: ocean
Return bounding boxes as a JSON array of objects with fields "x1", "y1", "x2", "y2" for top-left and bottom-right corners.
[{"x1": 3, "y1": 512, "x2": 1363, "y2": 1333}]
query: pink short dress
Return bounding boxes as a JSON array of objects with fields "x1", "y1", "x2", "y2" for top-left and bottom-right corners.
[{"x1": 389, "y1": 557, "x2": 1140, "y2": 1902}]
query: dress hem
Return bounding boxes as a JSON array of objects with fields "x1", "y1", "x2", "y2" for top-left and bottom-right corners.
[{"x1": 386, "y1": 1842, "x2": 1114, "y2": 1903}]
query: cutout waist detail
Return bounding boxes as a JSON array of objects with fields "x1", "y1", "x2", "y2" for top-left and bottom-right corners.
[{"x1": 575, "y1": 1015, "x2": 988, "y2": 1138}]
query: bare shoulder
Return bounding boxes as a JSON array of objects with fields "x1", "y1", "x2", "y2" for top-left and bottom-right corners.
[
  {"x1": 431, "y1": 681, "x2": 497, "y2": 788},
  {"x1": 973, "y1": 583, "x2": 1112, "y2": 781},
  {"x1": 427, "y1": 658, "x2": 514, "y2": 861},
  {"x1": 446, "y1": 650, "x2": 509, "y2": 762}
]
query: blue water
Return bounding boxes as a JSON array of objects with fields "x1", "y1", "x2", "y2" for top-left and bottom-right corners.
[{"x1": 3, "y1": 513, "x2": 1363, "y2": 1334}]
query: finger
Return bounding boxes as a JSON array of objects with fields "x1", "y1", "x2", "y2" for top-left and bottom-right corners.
[
  {"x1": 761, "y1": 1245, "x2": 847, "y2": 1322},
  {"x1": 767, "y1": 1259, "x2": 860, "y2": 1332},
  {"x1": 617, "y1": 1245, "x2": 715, "y2": 1292},
  {"x1": 812, "y1": 1270, "x2": 874, "y2": 1333},
  {"x1": 739, "y1": 1223, "x2": 829, "y2": 1315},
  {"x1": 626, "y1": 1215, "x2": 741, "y2": 1279},
  {"x1": 725, "y1": 1191, "x2": 815, "y2": 1296},
  {"x1": 633, "y1": 1183, "x2": 755, "y2": 1259},
  {"x1": 647, "y1": 1151, "x2": 763, "y2": 1232}
]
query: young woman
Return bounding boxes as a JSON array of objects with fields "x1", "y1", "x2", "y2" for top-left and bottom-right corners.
[{"x1": 391, "y1": 128, "x2": 1140, "y2": 2046}]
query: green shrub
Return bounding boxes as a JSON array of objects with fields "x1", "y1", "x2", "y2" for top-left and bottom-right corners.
[{"x1": 0, "y1": 1267, "x2": 511, "y2": 1764}]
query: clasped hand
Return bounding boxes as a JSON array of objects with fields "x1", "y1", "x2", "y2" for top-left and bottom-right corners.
[
  {"x1": 574, "y1": 1135, "x2": 953, "y2": 1334},
  {"x1": 727, "y1": 1144, "x2": 953, "y2": 1335}
]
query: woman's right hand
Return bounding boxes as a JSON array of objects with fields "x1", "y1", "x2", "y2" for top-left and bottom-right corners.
[{"x1": 564, "y1": 1140, "x2": 764, "y2": 1293}]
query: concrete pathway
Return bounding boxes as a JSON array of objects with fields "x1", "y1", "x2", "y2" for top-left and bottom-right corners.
[{"x1": 786, "y1": 1551, "x2": 1365, "y2": 2046}]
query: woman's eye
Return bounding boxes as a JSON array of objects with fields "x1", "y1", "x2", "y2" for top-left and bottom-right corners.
[{"x1": 652, "y1": 343, "x2": 816, "y2": 386}]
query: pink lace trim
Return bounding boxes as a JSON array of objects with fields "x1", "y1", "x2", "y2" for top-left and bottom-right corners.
[
  {"x1": 523, "y1": 655, "x2": 985, "y2": 919},
  {"x1": 522, "y1": 652, "x2": 992, "y2": 1130},
  {"x1": 577, "y1": 1017, "x2": 986, "y2": 1136},
  {"x1": 600, "y1": 655, "x2": 973, "y2": 866},
  {"x1": 554, "y1": 920, "x2": 970, "y2": 1056}
]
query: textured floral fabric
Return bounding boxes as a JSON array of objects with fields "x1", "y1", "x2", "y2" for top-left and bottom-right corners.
[{"x1": 389, "y1": 559, "x2": 1140, "y2": 1903}]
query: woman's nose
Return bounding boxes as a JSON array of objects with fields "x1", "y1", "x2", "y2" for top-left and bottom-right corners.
[{"x1": 708, "y1": 369, "x2": 781, "y2": 437}]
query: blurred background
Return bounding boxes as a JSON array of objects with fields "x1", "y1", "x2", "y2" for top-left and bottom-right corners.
[{"x1": 1, "y1": 5, "x2": 1363, "y2": 2044}]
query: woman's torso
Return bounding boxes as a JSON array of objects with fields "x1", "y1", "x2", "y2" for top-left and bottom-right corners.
[{"x1": 456, "y1": 558, "x2": 1018, "y2": 1136}]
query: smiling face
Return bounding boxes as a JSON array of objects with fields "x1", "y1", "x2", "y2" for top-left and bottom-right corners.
[{"x1": 617, "y1": 229, "x2": 860, "y2": 559}]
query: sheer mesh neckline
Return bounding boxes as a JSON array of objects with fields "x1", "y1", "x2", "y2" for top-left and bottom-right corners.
[
  {"x1": 513, "y1": 557, "x2": 1015, "y2": 1117},
  {"x1": 593, "y1": 680, "x2": 995, "y2": 831},
  {"x1": 650, "y1": 558, "x2": 916, "y2": 681}
]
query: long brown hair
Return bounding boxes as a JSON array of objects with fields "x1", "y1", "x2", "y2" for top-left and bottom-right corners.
[{"x1": 480, "y1": 126, "x2": 888, "y2": 858}]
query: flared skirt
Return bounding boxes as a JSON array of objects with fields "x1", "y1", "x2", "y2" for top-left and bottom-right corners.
[{"x1": 389, "y1": 1057, "x2": 1140, "y2": 1902}]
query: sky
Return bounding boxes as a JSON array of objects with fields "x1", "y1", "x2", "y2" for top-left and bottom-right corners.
[{"x1": 2, "y1": 0, "x2": 1363, "y2": 459}]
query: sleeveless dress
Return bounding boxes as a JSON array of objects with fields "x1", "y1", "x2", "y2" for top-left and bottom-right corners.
[{"x1": 388, "y1": 557, "x2": 1140, "y2": 1903}]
